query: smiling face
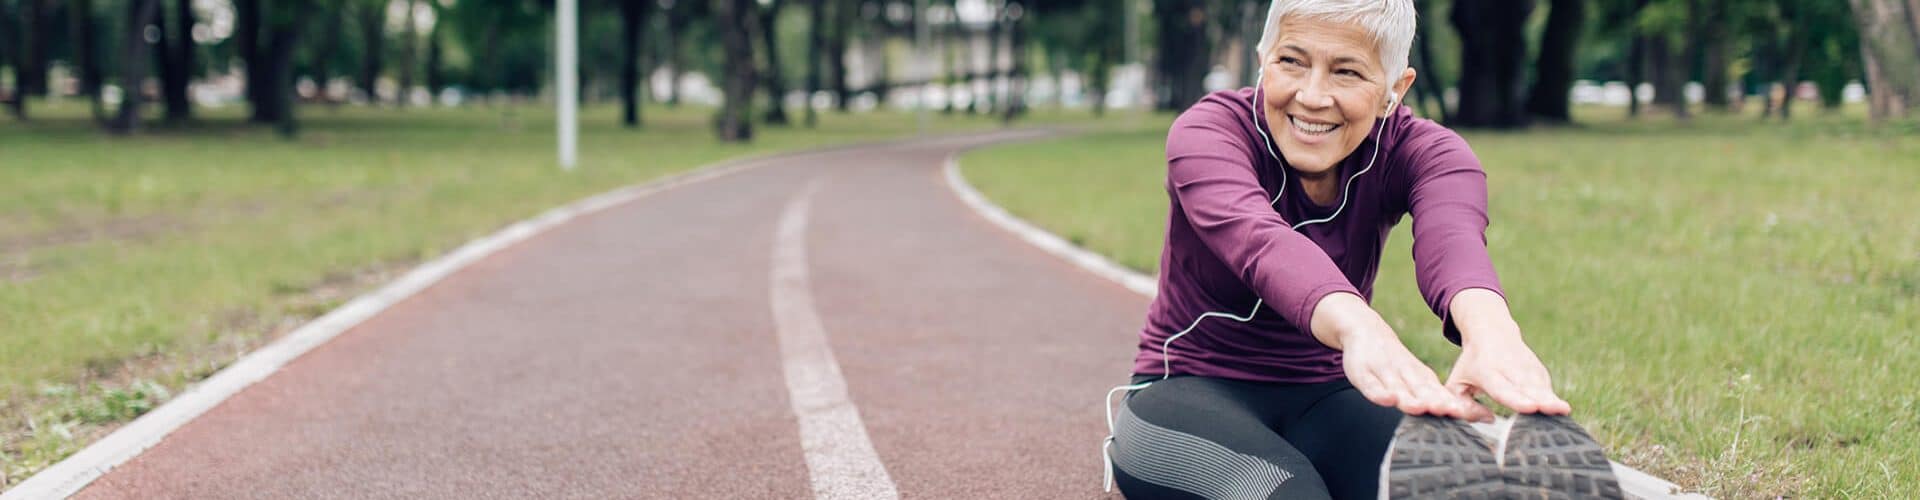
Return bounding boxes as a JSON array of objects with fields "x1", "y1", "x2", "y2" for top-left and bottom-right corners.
[{"x1": 1259, "y1": 16, "x2": 1416, "y2": 177}]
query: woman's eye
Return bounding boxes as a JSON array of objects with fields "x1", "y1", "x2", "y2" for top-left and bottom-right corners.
[
  {"x1": 1337, "y1": 69, "x2": 1364, "y2": 78},
  {"x1": 1278, "y1": 57, "x2": 1305, "y2": 67}
]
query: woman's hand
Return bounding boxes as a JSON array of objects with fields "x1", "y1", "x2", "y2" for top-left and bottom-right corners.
[
  {"x1": 1444, "y1": 289, "x2": 1571, "y2": 416},
  {"x1": 1312, "y1": 293, "x2": 1491, "y2": 421}
]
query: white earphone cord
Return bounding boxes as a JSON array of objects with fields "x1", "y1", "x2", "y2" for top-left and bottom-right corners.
[{"x1": 1100, "y1": 77, "x2": 1395, "y2": 492}]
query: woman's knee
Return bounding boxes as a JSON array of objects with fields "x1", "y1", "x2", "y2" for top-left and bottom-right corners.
[{"x1": 1112, "y1": 379, "x2": 1333, "y2": 499}]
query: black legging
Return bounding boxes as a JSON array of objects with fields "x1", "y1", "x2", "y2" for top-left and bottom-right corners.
[{"x1": 1109, "y1": 375, "x2": 1403, "y2": 500}]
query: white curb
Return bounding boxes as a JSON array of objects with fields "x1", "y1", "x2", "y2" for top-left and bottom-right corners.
[{"x1": 940, "y1": 155, "x2": 1708, "y2": 500}]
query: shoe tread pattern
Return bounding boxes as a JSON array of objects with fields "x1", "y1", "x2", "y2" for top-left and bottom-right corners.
[
  {"x1": 1386, "y1": 415, "x2": 1506, "y2": 500},
  {"x1": 1501, "y1": 414, "x2": 1625, "y2": 500}
]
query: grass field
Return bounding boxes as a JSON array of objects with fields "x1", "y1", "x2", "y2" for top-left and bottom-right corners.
[
  {"x1": 0, "y1": 101, "x2": 1020, "y2": 487},
  {"x1": 960, "y1": 108, "x2": 1919, "y2": 498}
]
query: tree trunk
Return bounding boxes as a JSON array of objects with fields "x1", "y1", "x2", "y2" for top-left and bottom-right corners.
[
  {"x1": 1526, "y1": 0, "x2": 1582, "y2": 122},
  {"x1": 1411, "y1": 0, "x2": 1450, "y2": 122},
  {"x1": 1626, "y1": 34, "x2": 1644, "y2": 117},
  {"x1": 358, "y1": 1, "x2": 386, "y2": 104},
  {"x1": 19, "y1": 0, "x2": 48, "y2": 97},
  {"x1": 1002, "y1": 1, "x2": 1028, "y2": 124},
  {"x1": 828, "y1": 0, "x2": 853, "y2": 112},
  {"x1": 1449, "y1": 0, "x2": 1534, "y2": 128},
  {"x1": 264, "y1": 19, "x2": 306, "y2": 136},
  {"x1": 1154, "y1": 0, "x2": 1212, "y2": 111},
  {"x1": 664, "y1": 5, "x2": 684, "y2": 107},
  {"x1": 1238, "y1": 0, "x2": 1261, "y2": 89},
  {"x1": 312, "y1": 6, "x2": 346, "y2": 105},
  {"x1": 426, "y1": 10, "x2": 446, "y2": 97},
  {"x1": 715, "y1": 0, "x2": 757, "y2": 141},
  {"x1": 805, "y1": 0, "x2": 827, "y2": 126},
  {"x1": 160, "y1": 0, "x2": 196, "y2": 120},
  {"x1": 759, "y1": 0, "x2": 790, "y2": 125},
  {"x1": 1647, "y1": 35, "x2": 1689, "y2": 119},
  {"x1": 1777, "y1": 23, "x2": 1807, "y2": 120},
  {"x1": 236, "y1": 0, "x2": 269, "y2": 122},
  {"x1": 72, "y1": 0, "x2": 106, "y2": 122},
  {"x1": 1691, "y1": 0, "x2": 1732, "y2": 112},
  {"x1": 1850, "y1": 0, "x2": 1920, "y2": 121},
  {"x1": 398, "y1": 0, "x2": 418, "y2": 107},
  {"x1": 2, "y1": 0, "x2": 22, "y2": 119},
  {"x1": 621, "y1": 0, "x2": 648, "y2": 127},
  {"x1": 108, "y1": 0, "x2": 162, "y2": 134}
]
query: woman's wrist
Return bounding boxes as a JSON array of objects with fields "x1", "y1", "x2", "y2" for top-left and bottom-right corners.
[
  {"x1": 1310, "y1": 292, "x2": 1395, "y2": 351},
  {"x1": 1450, "y1": 288, "x2": 1524, "y2": 348}
]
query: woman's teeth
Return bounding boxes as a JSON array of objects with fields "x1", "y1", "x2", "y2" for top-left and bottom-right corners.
[{"x1": 1290, "y1": 116, "x2": 1340, "y2": 135}]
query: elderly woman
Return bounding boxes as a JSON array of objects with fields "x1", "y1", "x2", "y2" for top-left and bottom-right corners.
[{"x1": 1104, "y1": 1, "x2": 1618, "y2": 499}]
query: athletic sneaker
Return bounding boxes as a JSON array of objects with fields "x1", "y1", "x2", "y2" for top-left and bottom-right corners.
[
  {"x1": 1381, "y1": 414, "x2": 1624, "y2": 500},
  {"x1": 1380, "y1": 415, "x2": 1507, "y2": 499},
  {"x1": 1499, "y1": 414, "x2": 1624, "y2": 499}
]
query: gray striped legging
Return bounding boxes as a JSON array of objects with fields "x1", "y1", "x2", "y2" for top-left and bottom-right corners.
[{"x1": 1109, "y1": 375, "x2": 1402, "y2": 500}]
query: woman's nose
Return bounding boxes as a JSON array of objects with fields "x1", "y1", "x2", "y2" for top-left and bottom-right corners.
[{"x1": 1294, "y1": 74, "x2": 1335, "y2": 109}]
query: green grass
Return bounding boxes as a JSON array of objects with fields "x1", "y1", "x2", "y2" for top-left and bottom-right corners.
[
  {"x1": 0, "y1": 99, "x2": 1040, "y2": 487},
  {"x1": 960, "y1": 106, "x2": 1920, "y2": 498}
]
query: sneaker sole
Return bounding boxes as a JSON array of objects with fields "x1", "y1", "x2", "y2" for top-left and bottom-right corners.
[
  {"x1": 1383, "y1": 415, "x2": 1506, "y2": 499},
  {"x1": 1501, "y1": 414, "x2": 1624, "y2": 500}
]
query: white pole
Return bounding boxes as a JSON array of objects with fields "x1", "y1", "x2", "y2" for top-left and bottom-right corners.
[{"x1": 557, "y1": 0, "x2": 579, "y2": 170}]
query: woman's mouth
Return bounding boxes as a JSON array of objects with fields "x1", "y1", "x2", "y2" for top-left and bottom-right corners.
[{"x1": 1289, "y1": 115, "x2": 1342, "y2": 136}]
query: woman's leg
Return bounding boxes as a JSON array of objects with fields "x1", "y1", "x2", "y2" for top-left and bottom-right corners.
[
  {"x1": 1109, "y1": 376, "x2": 1332, "y2": 500},
  {"x1": 1277, "y1": 383, "x2": 1403, "y2": 500}
]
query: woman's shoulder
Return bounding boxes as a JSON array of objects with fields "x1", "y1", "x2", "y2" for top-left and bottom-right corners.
[
  {"x1": 1166, "y1": 88, "x2": 1263, "y2": 154},
  {"x1": 1383, "y1": 106, "x2": 1480, "y2": 174},
  {"x1": 1172, "y1": 87, "x2": 1260, "y2": 130}
]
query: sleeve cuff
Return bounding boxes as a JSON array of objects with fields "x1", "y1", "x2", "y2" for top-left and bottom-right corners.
[
  {"x1": 1290, "y1": 282, "x2": 1363, "y2": 338},
  {"x1": 1438, "y1": 284, "x2": 1506, "y2": 346}
]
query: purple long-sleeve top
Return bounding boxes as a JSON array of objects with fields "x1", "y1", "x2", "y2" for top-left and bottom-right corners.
[{"x1": 1135, "y1": 87, "x2": 1506, "y2": 384}]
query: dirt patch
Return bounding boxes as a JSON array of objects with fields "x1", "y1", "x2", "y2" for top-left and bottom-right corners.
[{"x1": 0, "y1": 214, "x2": 193, "y2": 256}]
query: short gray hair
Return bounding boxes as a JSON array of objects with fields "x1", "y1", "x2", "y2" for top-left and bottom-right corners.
[{"x1": 1255, "y1": 0, "x2": 1417, "y2": 85}]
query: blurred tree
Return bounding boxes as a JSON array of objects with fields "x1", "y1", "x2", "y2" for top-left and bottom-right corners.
[
  {"x1": 1849, "y1": 0, "x2": 1919, "y2": 120},
  {"x1": 1527, "y1": 0, "x2": 1584, "y2": 122},
  {"x1": 312, "y1": 6, "x2": 349, "y2": 105},
  {"x1": 1002, "y1": 1, "x2": 1028, "y2": 123},
  {"x1": 1154, "y1": 0, "x2": 1213, "y2": 110},
  {"x1": 758, "y1": 0, "x2": 791, "y2": 125},
  {"x1": 400, "y1": 0, "x2": 421, "y2": 107},
  {"x1": 107, "y1": 0, "x2": 162, "y2": 134},
  {"x1": 357, "y1": 0, "x2": 387, "y2": 103},
  {"x1": 715, "y1": 0, "x2": 757, "y2": 141},
  {"x1": 829, "y1": 0, "x2": 854, "y2": 111},
  {"x1": 1031, "y1": 0, "x2": 1123, "y2": 115},
  {"x1": 806, "y1": 0, "x2": 828, "y2": 126},
  {"x1": 72, "y1": 0, "x2": 108, "y2": 122},
  {"x1": 620, "y1": 0, "x2": 652, "y2": 127},
  {"x1": 1411, "y1": 0, "x2": 1451, "y2": 122},
  {"x1": 1450, "y1": 0, "x2": 1534, "y2": 127},
  {"x1": 156, "y1": 0, "x2": 197, "y2": 121}
]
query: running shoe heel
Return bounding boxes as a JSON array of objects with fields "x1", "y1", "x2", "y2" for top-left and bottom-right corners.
[
  {"x1": 1500, "y1": 414, "x2": 1625, "y2": 500},
  {"x1": 1381, "y1": 415, "x2": 1506, "y2": 500}
]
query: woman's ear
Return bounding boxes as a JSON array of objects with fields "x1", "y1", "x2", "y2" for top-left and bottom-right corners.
[{"x1": 1388, "y1": 66, "x2": 1419, "y2": 116}]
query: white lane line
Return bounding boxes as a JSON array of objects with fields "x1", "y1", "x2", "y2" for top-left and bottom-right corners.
[
  {"x1": 771, "y1": 180, "x2": 900, "y2": 500},
  {"x1": 941, "y1": 155, "x2": 1708, "y2": 500},
  {"x1": 1, "y1": 143, "x2": 883, "y2": 500}
]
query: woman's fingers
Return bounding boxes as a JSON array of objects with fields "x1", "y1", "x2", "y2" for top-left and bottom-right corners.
[
  {"x1": 1377, "y1": 369, "x2": 1425, "y2": 415},
  {"x1": 1480, "y1": 372, "x2": 1543, "y2": 414},
  {"x1": 1349, "y1": 370, "x2": 1399, "y2": 408}
]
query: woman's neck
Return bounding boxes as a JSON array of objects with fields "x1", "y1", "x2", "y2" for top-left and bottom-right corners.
[{"x1": 1297, "y1": 170, "x2": 1340, "y2": 206}]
